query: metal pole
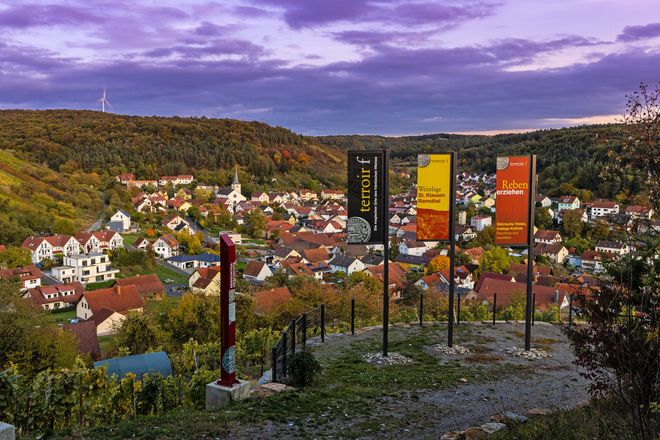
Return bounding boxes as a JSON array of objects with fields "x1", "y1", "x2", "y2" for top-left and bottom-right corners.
[
  {"x1": 524, "y1": 155, "x2": 537, "y2": 351},
  {"x1": 493, "y1": 293, "x2": 497, "y2": 325},
  {"x1": 532, "y1": 293, "x2": 536, "y2": 326},
  {"x1": 568, "y1": 295, "x2": 573, "y2": 329},
  {"x1": 383, "y1": 149, "x2": 390, "y2": 357},
  {"x1": 447, "y1": 151, "x2": 457, "y2": 347},
  {"x1": 457, "y1": 291, "x2": 461, "y2": 326},
  {"x1": 302, "y1": 313, "x2": 307, "y2": 350},
  {"x1": 291, "y1": 320, "x2": 296, "y2": 353},
  {"x1": 282, "y1": 332, "x2": 287, "y2": 380},
  {"x1": 351, "y1": 298, "x2": 355, "y2": 335},
  {"x1": 271, "y1": 346, "x2": 277, "y2": 382},
  {"x1": 419, "y1": 292, "x2": 424, "y2": 327},
  {"x1": 321, "y1": 304, "x2": 325, "y2": 343}
]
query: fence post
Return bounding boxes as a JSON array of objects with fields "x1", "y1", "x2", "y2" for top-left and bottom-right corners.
[
  {"x1": 568, "y1": 294, "x2": 573, "y2": 329},
  {"x1": 302, "y1": 313, "x2": 307, "y2": 350},
  {"x1": 290, "y1": 320, "x2": 296, "y2": 354},
  {"x1": 282, "y1": 332, "x2": 288, "y2": 379},
  {"x1": 532, "y1": 293, "x2": 536, "y2": 326},
  {"x1": 492, "y1": 293, "x2": 497, "y2": 325},
  {"x1": 457, "y1": 292, "x2": 461, "y2": 326},
  {"x1": 351, "y1": 298, "x2": 355, "y2": 336},
  {"x1": 271, "y1": 346, "x2": 277, "y2": 383},
  {"x1": 419, "y1": 292, "x2": 424, "y2": 327},
  {"x1": 321, "y1": 304, "x2": 326, "y2": 342}
]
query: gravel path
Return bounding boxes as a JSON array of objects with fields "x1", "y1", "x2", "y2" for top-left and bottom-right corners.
[{"x1": 231, "y1": 322, "x2": 591, "y2": 439}]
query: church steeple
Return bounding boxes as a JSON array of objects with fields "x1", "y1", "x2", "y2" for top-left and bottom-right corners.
[{"x1": 231, "y1": 165, "x2": 241, "y2": 194}]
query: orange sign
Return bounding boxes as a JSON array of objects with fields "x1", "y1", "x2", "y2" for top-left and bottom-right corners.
[{"x1": 495, "y1": 156, "x2": 531, "y2": 246}]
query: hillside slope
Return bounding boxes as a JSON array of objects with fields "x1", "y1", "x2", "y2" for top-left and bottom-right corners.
[
  {"x1": 0, "y1": 110, "x2": 346, "y2": 191},
  {"x1": 0, "y1": 149, "x2": 102, "y2": 245},
  {"x1": 315, "y1": 125, "x2": 642, "y2": 200}
]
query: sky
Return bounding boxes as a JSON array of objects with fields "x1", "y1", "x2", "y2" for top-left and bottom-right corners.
[{"x1": 0, "y1": 0, "x2": 658, "y2": 135}]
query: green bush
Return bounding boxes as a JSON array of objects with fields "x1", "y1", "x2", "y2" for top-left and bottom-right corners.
[{"x1": 286, "y1": 351, "x2": 321, "y2": 387}]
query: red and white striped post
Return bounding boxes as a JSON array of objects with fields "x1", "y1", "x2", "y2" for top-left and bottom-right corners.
[{"x1": 218, "y1": 234, "x2": 237, "y2": 387}]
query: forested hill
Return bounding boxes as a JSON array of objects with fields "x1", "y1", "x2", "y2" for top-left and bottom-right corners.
[
  {"x1": 0, "y1": 110, "x2": 346, "y2": 190},
  {"x1": 314, "y1": 124, "x2": 647, "y2": 201}
]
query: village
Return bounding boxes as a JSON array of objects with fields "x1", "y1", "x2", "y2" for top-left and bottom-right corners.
[{"x1": 0, "y1": 164, "x2": 655, "y2": 364}]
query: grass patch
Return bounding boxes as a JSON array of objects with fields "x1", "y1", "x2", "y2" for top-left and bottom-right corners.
[
  {"x1": 57, "y1": 327, "x2": 530, "y2": 440},
  {"x1": 121, "y1": 233, "x2": 143, "y2": 246},
  {"x1": 45, "y1": 308, "x2": 77, "y2": 325},
  {"x1": 85, "y1": 280, "x2": 115, "y2": 291},
  {"x1": 115, "y1": 264, "x2": 188, "y2": 285},
  {"x1": 489, "y1": 398, "x2": 655, "y2": 440}
]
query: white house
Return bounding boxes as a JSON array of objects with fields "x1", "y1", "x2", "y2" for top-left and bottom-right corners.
[
  {"x1": 595, "y1": 240, "x2": 629, "y2": 256},
  {"x1": 328, "y1": 255, "x2": 365, "y2": 274},
  {"x1": 110, "y1": 209, "x2": 131, "y2": 231},
  {"x1": 589, "y1": 200, "x2": 619, "y2": 220},
  {"x1": 166, "y1": 253, "x2": 220, "y2": 271},
  {"x1": 251, "y1": 192, "x2": 270, "y2": 204},
  {"x1": 243, "y1": 260, "x2": 273, "y2": 284},
  {"x1": 470, "y1": 215, "x2": 492, "y2": 232},
  {"x1": 56, "y1": 253, "x2": 119, "y2": 285},
  {"x1": 399, "y1": 240, "x2": 427, "y2": 257},
  {"x1": 0, "y1": 265, "x2": 42, "y2": 291},
  {"x1": 557, "y1": 196, "x2": 581, "y2": 212},
  {"x1": 22, "y1": 235, "x2": 81, "y2": 264},
  {"x1": 153, "y1": 234, "x2": 179, "y2": 259}
]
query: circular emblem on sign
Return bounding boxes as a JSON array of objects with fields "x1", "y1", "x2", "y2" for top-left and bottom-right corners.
[
  {"x1": 496, "y1": 157, "x2": 509, "y2": 171},
  {"x1": 222, "y1": 347, "x2": 236, "y2": 374},
  {"x1": 347, "y1": 217, "x2": 371, "y2": 243},
  {"x1": 418, "y1": 154, "x2": 430, "y2": 168}
]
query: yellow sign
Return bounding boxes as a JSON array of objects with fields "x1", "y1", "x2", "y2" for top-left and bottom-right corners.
[{"x1": 417, "y1": 154, "x2": 451, "y2": 241}]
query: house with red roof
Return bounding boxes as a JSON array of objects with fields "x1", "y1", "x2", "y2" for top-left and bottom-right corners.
[
  {"x1": 22, "y1": 234, "x2": 81, "y2": 264},
  {"x1": 23, "y1": 282, "x2": 85, "y2": 310},
  {"x1": 188, "y1": 267, "x2": 222, "y2": 295},
  {"x1": 243, "y1": 260, "x2": 273, "y2": 284},
  {"x1": 115, "y1": 274, "x2": 165, "y2": 300},
  {"x1": 76, "y1": 285, "x2": 145, "y2": 335},
  {"x1": 0, "y1": 265, "x2": 43, "y2": 291}
]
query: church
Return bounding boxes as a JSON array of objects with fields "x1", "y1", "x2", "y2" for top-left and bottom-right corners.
[{"x1": 216, "y1": 165, "x2": 247, "y2": 212}]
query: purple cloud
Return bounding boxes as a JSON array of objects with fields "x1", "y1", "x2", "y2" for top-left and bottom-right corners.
[
  {"x1": 255, "y1": 0, "x2": 499, "y2": 29},
  {"x1": 617, "y1": 22, "x2": 660, "y2": 41},
  {"x1": 0, "y1": 4, "x2": 102, "y2": 28}
]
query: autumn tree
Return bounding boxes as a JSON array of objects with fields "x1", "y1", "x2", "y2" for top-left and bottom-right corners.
[
  {"x1": 478, "y1": 246, "x2": 511, "y2": 274},
  {"x1": 427, "y1": 255, "x2": 450, "y2": 274},
  {"x1": 0, "y1": 246, "x2": 32, "y2": 269},
  {"x1": 561, "y1": 209, "x2": 584, "y2": 238}
]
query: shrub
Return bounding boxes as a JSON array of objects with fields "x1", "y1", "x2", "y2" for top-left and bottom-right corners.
[{"x1": 286, "y1": 351, "x2": 321, "y2": 387}]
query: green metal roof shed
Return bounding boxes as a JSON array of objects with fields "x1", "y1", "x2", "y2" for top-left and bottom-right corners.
[{"x1": 94, "y1": 351, "x2": 172, "y2": 379}]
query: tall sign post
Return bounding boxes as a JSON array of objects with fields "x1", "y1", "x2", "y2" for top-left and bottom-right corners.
[
  {"x1": 347, "y1": 150, "x2": 388, "y2": 356},
  {"x1": 495, "y1": 155, "x2": 536, "y2": 351},
  {"x1": 206, "y1": 234, "x2": 249, "y2": 409},
  {"x1": 218, "y1": 233, "x2": 237, "y2": 386},
  {"x1": 416, "y1": 153, "x2": 456, "y2": 346}
]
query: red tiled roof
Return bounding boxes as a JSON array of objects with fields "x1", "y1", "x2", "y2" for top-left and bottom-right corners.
[
  {"x1": 244, "y1": 260, "x2": 266, "y2": 277},
  {"x1": 82, "y1": 285, "x2": 145, "y2": 316},
  {"x1": 303, "y1": 247, "x2": 329, "y2": 262},
  {"x1": 0, "y1": 264, "x2": 42, "y2": 282},
  {"x1": 474, "y1": 272, "x2": 515, "y2": 292},
  {"x1": 25, "y1": 282, "x2": 85, "y2": 306},
  {"x1": 115, "y1": 274, "x2": 164, "y2": 298},
  {"x1": 476, "y1": 278, "x2": 560, "y2": 307}
]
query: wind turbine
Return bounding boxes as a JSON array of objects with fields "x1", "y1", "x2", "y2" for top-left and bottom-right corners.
[{"x1": 98, "y1": 88, "x2": 111, "y2": 113}]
